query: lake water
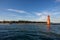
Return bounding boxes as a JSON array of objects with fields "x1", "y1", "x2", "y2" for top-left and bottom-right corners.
[{"x1": 0, "y1": 24, "x2": 60, "y2": 40}]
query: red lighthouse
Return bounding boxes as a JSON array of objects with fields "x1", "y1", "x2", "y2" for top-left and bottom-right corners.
[{"x1": 47, "y1": 15, "x2": 50, "y2": 25}]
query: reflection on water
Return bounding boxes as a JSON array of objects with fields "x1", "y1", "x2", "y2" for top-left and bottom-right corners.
[
  {"x1": 0, "y1": 24, "x2": 60, "y2": 40},
  {"x1": 47, "y1": 25, "x2": 50, "y2": 32}
]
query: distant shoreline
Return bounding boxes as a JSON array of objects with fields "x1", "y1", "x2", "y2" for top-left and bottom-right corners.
[
  {"x1": 0, "y1": 21, "x2": 46, "y2": 24},
  {"x1": 0, "y1": 21, "x2": 60, "y2": 25},
  {"x1": 0, "y1": 23, "x2": 60, "y2": 25}
]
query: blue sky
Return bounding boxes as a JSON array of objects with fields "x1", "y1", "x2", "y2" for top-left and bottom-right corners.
[{"x1": 0, "y1": 0, "x2": 60, "y2": 23}]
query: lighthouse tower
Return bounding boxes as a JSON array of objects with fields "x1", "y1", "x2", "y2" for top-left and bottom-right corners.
[{"x1": 47, "y1": 15, "x2": 50, "y2": 25}]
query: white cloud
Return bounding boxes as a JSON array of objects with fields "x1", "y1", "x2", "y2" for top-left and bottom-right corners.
[
  {"x1": 39, "y1": 16, "x2": 47, "y2": 21},
  {"x1": 35, "y1": 12, "x2": 42, "y2": 16},
  {"x1": 7, "y1": 9, "x2": 34, "y2": 16},
  {"x1": 55, "y1": 0, "x2": 60, "y2": 2},
  {"x1": 8, "y1": 9, "x2": 27, "y2": 13},
  {"x1": 35, "y1": 12, "x2": 48, "y2": 22},
  {"x1": 35, "y1": 11, "x2": 53, "y2": 16},
  {"x1": 51, "y1": 17, "x2": 60, "y2": 23}
]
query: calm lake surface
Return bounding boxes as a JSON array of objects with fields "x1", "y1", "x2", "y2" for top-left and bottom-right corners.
[{"x1": 0, "y1": 24, "x2": 60, "y2": 40}]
